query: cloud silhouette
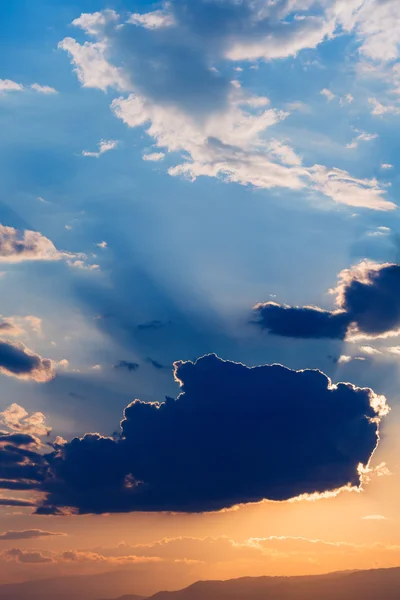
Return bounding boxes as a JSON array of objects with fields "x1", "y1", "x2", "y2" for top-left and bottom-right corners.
[
  {"x1": 254, "y1": 261, "x2": 400, "y2": 340},
  {"x1": 114, "y1": 360, "x2": 140, "y2": 372},
  {"x1": 34, "y1": 354, "x2": 387, "y2": 515},
  {"x1": 0, "y1": 530, "x2": 65, "y2": 541},
  {"x1": 0, "y1": 340, "x2": 55, "y2": 382}
]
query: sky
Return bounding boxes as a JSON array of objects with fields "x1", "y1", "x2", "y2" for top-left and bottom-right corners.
[{"x1": 1, "y1": 0, "x2": 400, "y2": 593}]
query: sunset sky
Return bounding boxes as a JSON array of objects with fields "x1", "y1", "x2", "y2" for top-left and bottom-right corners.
[{"x1": 1, "y1": 0, "x2": 400, "y2": 595}]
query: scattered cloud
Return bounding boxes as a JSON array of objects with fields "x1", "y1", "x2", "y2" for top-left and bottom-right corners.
[
  {"x1": 346, "y1": 130, "x2": 378, "y2": 150},
  {"x1": 0, "y1": 530, "x2": 65, "y2": 541},
  {"x1": 30, "y1": 84, "x2": 57, "y2": 94},
  {"x1": 113, "y1": 360, "x2": 140, "y2": 372},
  {"x1": 0, "y1": 340, "x2": 55, "y2": 382},
  {"x1": 362, "y1": 515, "x2": 387, "y2": 521},
  {"x1": 0, "y1": 224, "x2": 96, "y2": 269},
  {"x1": 0, "y1": 79, "x2": 24, "y2": 93},
  {"x1": 82, "y1": 139, "x2": 118, "y2": 158},
  {"x1": 143, "y1": 152, "x2": 166, "y2": 162},
  {"x1": 254, "y1": 261, "x2": 400, "y2": 342}
]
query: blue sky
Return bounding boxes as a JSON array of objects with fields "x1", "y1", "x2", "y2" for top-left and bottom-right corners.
[{"x1": 1, "y1": 0, "x2": 400, "y2": 588}]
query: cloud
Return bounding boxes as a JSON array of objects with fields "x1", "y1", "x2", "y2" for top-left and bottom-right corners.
[
  {"x1": 362, "y1": 515, "x2": 387, "y2": 521},
  {"x1": 0, "y1": 498, "x2": 37, "y2": 507},
  {"x1": 346, "y1": 130, "x2": 378, "y2": 150},
  {"x1": 30, "y1": 84, "x2": 57, "y2": 94},
  {"x1": 113, "y1": 360, "x2": 140, "y2": 372},
  {"x1": 59, "y1": 5, "x2": 396, "y2": 212},
  {"x1": 0, "y1": 404, "x2": 51, "y2": 437},
  {"x1": 254, "y1": 261, "x2": 400, "y2": 341},
  {"x1": 34, "y1": 354, "x2": 387, "y2": 514},
  {"x1": 0, "y1": 530, "x2": 65, "y2": 541},
  {"x1": 0, "y1": 224, "x2": 96, "y2": 269},
  {"x1": 0, "y1": 340, "x2": 55, "y2": 382},
  {"x1": 82, "y1": 139, "x2": 118, "y2": 158},
  {"x1": 137, "y1": 320, "x2": 168, "y2": 331},
  {"x1": 0, "y1": 315, "x2": 42, "y2": 337},
  {"x1": 335, "y1": 0, "x2": 400, "y2": 62},
  {"x1": 381, "y1": 163, "x2": 393, "y2": 169},
  {"x1": 143, "y1": 152, "x2": 166, "y2": 162},
  {"x1": 0, "y1": 80, "x2": 57, "y2": 94},
  {"x1": 2, "y1": 548, "x2": 54, "y2": 564},
  {"x1": 320, "y1": 88, "x2": 336, "y2": 101},
  {"x1": 0, "y1": 79, "x2": 24, "y2": 92},
  {"x1": 147, "y1": 358, "x2": 166, "y2": 370}
]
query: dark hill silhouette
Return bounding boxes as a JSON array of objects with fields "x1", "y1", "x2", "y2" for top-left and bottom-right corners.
[
  {"x1": 109, "y1": 568, "x2": 400, "y2": 600},
  {"x1": 145, "y1": 568, "x2": 400, "y2": 600}
]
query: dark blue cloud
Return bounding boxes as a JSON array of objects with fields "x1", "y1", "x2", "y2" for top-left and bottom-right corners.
[
  {"x1": 253, "y1": 302, "x2": 350, "y2": 339},
  {"x1": 0, "y1": 339, "x2": 54, "y2": 382},
  {"x1": 114, "y1": 360, "x2": 140, "y2": 372},
  {"x1": 34, "y1": 354, "x2": 385, "y2": 515},
  {"x1": 254, "y1": 262, "x2": 400, "y2": 340},
  {"x1": 0, "y1": 432, "x2": 47, "y2": 491}
]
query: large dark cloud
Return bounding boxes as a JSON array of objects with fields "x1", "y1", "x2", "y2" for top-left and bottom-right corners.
[
  {"x1": 0, "y1": 431, "x2": 48, "y2": 492},
  {"x1": 253, "y1": 261, "x2": 400, "y2": 340},
  {"x1": 33, "y1": 354, "x2": 386, "y2": 515}
]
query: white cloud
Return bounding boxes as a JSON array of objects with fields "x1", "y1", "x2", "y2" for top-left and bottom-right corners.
[
  {"x1": 346, "y1": 129, "x2": 378, "y2": 150},
  {"x1": 143, "y1": 152, "x2": 166, "y2": 162},
  {"x1": 31, "y1": 84, "x2": 57, "y2": 94},
  {"x1": 359, "y1": 345, "x2": 382, "y2": 355},
  {"x1": 128, "y1": 10, "x2": 175, "y2": 29},
  {"x1": 82, "y1": 139, "x2": 118, "y2": 158},
  {"x1": 72, "y1": 9, "x2": 119, "y2": 35},
  {"x1": 0, "y1": 224, "x2": 96, "y2": 269},
  {"x1": 96, "y1": 241, "x2": 107, "y2": 249},
  {"x1": 369, "y1": 97, "x2": 400, "y2": 116},
  {"x1": 320, "y1": 88, "x2": 336, "y2": 101},
  {"x1": 0, "y1": 79, "x2": 24, "y2": 93},
  {"x1": 335, "y1": 0, "x2": 400, "y2": 62},
  {"x1": 362, "y1": 515, "x2": 387, "y2": 520},
  {"x1": 381, "y1": 163, "x2": 393, "y2": 169},
  {"x1": 387, "y1": 346, "x2": 400, "y2": 356},
  {"x1": 58, "y1": 37, "x2": 128, "y2": 91},
  {"x1": 59, "y1": 6, "x2": 397, "y2": 212}
]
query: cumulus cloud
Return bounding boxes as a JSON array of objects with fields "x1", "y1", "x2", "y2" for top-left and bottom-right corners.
[
  {"x1": 29, "y1": 354, "x2": 387, "y2": 515},
  {"x1": 254, "y1": 261, "x2": 400, "y2": 341},
  {"x1": 0, "y1": 340, "x2": 55, "y2": 382},
  {"x1": 334, "y1": 0, "x2": 400, "y2": 62},
  {"x1": 58, "y1": 3, "x2": 396, "y2": 212},
  {"x1": 0, "y1": 404, "x2": 51, "y2": 437},
  {"x1": 0, "y1": 530, "x2": 65, "y2": 541},
  {"x1": 0, "y1": 79, "x2": 24, "y2": 93},
  {"x1": 0, "y1": 224, "x2": 96, "y2": 269}
]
